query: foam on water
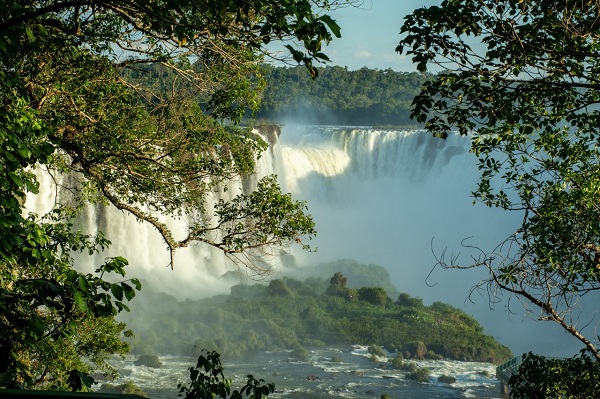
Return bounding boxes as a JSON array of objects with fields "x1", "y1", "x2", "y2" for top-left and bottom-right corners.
[{"x1": 103, "y1": 346, "x2": 504, "y2": 399}]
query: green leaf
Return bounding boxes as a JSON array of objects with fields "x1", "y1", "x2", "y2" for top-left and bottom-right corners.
[
  {"x1": 78, "y1": 276, "x2": 91, "y2": 292},
  {"x1": 110, "y1": 283, "x2": 124, "y2": 301},
  {"x1": 130, "y1": 278, "x2": 142, "y2": 290},
  {"x1": 121, "y1": 283, "x2": 136, "y2": 301},
  {"x1": 67, "y1": 369, "x2": 95, "y2": 392},
  {"x1": 29, "y1": 316, "x2": 46, "y2": 337},
  {"x1": 73, "y1": 290, "x2": 88, "y2": 313},
  {"x1": 7, "y1": 172, "x2": 23, "y2": 187},
  {"x1": 115, "y1": 302, "x2": 130, "y2": 312},
  {"x1": 25, "y1": 27, "x2": 35, "y2": 43},
  {"x1": 319, "y1": 15, "x2": 341, "y2": 38}
]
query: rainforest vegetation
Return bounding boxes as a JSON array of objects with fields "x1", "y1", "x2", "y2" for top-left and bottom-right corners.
[
  {"x1": 399, "y1": 0, "x2": 600, "y2": 395},
  {"x1": 6, "y1": 0, "x2": 597, "y2": 395},
  {"x1": 122, "y1": 262, "x2": 512, "y2": 364},
  {"x1": 122, "y1": 63, "x2": 430, "y2": 127},
  {"x1": 256, "y1": 65, "x2": 431, "y2": 126}
]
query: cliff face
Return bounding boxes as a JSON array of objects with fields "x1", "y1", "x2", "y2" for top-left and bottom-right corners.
[{"x1": 256, "y1": 123, "x2": 281, "y2": 146}]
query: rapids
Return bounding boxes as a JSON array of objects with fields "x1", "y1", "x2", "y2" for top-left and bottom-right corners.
[{"x1": 103, "y1": 346, "x2": 502, "y2": 399}]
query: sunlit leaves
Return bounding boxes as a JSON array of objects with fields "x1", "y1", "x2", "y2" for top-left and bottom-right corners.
[
  {"x1": 0, "y1": 0, "x2": 349, "y2": 389},
  {"x1": 400, "y1": 0, "x2": 600, "y2": 357},
  {"x1": 0, "y1": 216, "x2": 141, "y2": 387},
  {"x1": 212, "y1": 175, "x2": 316, "y2": 253}
]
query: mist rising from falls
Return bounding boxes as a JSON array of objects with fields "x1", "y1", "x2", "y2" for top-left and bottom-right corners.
[
  {"x1": 25, "y1": 167, "x2": 246, "y2": 299},
  {"x1": 264, "y1": 126, "x2": 500, "y2": 276}
]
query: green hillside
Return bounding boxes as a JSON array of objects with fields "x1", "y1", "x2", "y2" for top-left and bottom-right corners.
[{"x1": 122, "y1": 263, "x2": 511, "y2": 364}]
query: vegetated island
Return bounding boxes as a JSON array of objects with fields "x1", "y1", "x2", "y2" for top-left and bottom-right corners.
[{"x1": 122, "y1": 260, "x2": 511, "y2": 364}]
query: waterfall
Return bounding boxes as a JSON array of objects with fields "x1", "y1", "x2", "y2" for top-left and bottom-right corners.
[
  {"x1": 25, "y1": 125, "x2": 583, "y2": 357},
  {"x1": 261, "y1": 125, "x2": 500, "y2": 282}
]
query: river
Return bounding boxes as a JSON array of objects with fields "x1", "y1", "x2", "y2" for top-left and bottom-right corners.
[{"x1": 103, "y1": 345, "x2": 502, "y2": 399}]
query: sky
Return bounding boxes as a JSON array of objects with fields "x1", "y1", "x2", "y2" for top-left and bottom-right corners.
[{"x1": 320, "y1": 0, "x2": 441, "y2": 71}]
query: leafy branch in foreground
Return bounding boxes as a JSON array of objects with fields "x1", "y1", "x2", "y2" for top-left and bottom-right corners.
[
  {"x1": 0, "y1": 0, "x2": 353, "y2": 389},
  {"x1": 400, "y1": 0, "x2": 600, "y2": 359},
  {"x1": 178, "y1": 350, "x2": 274, "y2": 399},
  {"x1": 509, "y1": 351, "x2": 600, "y2": 398},
  {"x1": 0, "y1": 213, "x2": 141, "y2": 388}
]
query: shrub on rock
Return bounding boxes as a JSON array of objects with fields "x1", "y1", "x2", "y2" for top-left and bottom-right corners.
[
  {"x1": 134, "y1": 354, "x2": 162, "y2": 368},
  {"x1": 438, "y1": 375, "x2": 457, "y2": 384}
]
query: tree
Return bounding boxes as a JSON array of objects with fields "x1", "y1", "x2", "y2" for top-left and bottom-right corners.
[
  {"x1": 329, "y1": 272, "x2": 347, "y2": 288},
  {"x1": 398, "y1": 1, "x2": 600, "y2": 359},
  {"x1": 396, "y1": 293, "x2": 423, "y2": 308},
  {"x1": 325, "y1": 272, "x2": 349, "y2": 298},
  {"x1": 509, "y1": 351, "x2": 600, "y2": 398},
  {"x1": 0, "y1": 0, "x2": 354, "y2": 389},
  {"x1": 357, "y1": 287, "x2": 388, "y2": 306},
  {"x1": 267, "y1": 279, "x2": 294, "y2": 297},
  {"x1": 23, "y1": 316, "x2": 133, "y2": 389},
  {"x1": 0, "y1": 214, "x2": 141, "y2": 388},
  {"x1": 256, "y1": 65, "x2": 429, "y2": 125}
]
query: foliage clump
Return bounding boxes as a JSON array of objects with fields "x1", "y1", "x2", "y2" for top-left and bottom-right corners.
[
  {"x1": 0, "y1": 0, "x2": 349, "y2": 389},
  {"x1": 290, "y1": 348, "x2": 311, "y2": 362},
  {"x1": 391, "y1": 355, "x2": 404, "y2": 370},
  {"x1": 257, "y1": 65, "x2": 430, "y2": 126},
  {"x1": 404, "y1": 364, "x2": 431, "y2": 383},
  {"x1": 403, "y1": 341, "x2": 427, "y2": 360},
  {"x1": 399, "y1": 0, "x2": 600, "y2": 360},
  {"x1": 178, "y1": 350, "x2": 274, "y2": 399},
  {"x1": 134, "y1": 354, "x2": 162, "y2": 368},
  {"x1": 358, "y1": 287, "x2": 389, "y2": 306},
  {"x1": 368, "y1": 344, "x2": 387, "y2": 358},
  {"x1": 508, "y1": 352, "x2": 600, "y2": 398}
]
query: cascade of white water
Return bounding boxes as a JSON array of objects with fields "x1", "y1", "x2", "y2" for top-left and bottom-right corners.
[
  {"x1": 24, "y1": 125, "x2": 585, "y2": 357},
  {"x1": 265, "y1": 126, "x2": 486, "y2": 268},
  {"x1": 24, "y1": 163, "x2": 250, "y2": 299}
]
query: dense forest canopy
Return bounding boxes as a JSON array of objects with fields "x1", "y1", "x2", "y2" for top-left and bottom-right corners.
[
  {"x1": 398, "y1": 0, "x2": 600, "y2": 361},
  {"x1": 256, "y1": 65, "x2": 431, "y2": 126},
  {"x1": 398, "y1": 0, "x2": 600, "y2": 395},
  {"x1": 122, "y1": 63, "x2": 432, "y2": 127}
]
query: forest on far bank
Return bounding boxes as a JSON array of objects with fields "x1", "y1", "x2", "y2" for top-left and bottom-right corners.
[
  {"x1": 122, "y1": 63, "x2": 431, "y2": 127},
  {"x1": 255, "y1": 65, "x2": 431, "y2": 126}
]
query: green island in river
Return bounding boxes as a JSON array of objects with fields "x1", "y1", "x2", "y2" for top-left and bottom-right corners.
[{"x1": 122, "y1": 260, "x2": 512, "y2": 364}]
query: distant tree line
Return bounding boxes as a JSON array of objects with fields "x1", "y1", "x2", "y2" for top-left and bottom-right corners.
[
  {"x1": 122, "y1": 64, "x2": 431, "y2": 127},
  {"x1": 256, "y1": 65, "x2": 431, "y2": 126}
]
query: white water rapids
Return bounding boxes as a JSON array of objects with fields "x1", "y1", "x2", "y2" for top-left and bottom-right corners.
[{"x1": 104, "y1": 346, "x2": 502, "y2": 399}]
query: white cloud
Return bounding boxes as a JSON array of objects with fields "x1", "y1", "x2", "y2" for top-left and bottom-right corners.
[{"x1": 353, "y1": 48, "x2": 372, "y2": 59}]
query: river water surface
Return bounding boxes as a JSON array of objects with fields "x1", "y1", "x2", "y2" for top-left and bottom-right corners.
[{"x1": 104, "y1": 346, "x2": 502, "y2": 399}]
